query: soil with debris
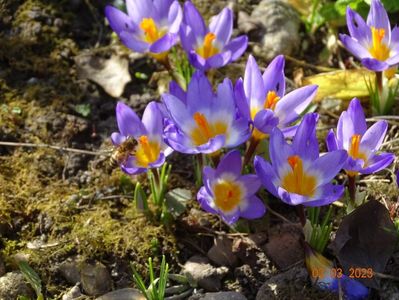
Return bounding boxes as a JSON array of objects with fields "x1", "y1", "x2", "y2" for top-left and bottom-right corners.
[{"x1": 0, "y1": 0, "x2": 398, "y2": 299}]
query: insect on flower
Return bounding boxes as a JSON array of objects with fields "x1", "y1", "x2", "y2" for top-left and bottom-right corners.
[
  {"x1": 179, "y1": 1, "x2": 248, "y2": 70},
  {"x1": 197, "y1": 150, "x2": 266, "y2": 224},
  {"x1": 340, "y1": 0, "x2": 399, "y2": 71},
  {"x1": 111, "y1": 101, "x2": 173, "y2": 175},
  {"x1": 326, "y1": 98, "x2": 395, "y2": 176},
  {"x1": 255, "y1": 113, "x2": 348, "y2": 207},
  {"x1": 105, "y1": 0, "x2": 182, "y2": 60}
]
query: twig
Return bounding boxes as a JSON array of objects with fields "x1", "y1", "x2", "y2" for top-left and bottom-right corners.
[
  {"x1": 285, "y1": 55, "x2": 338, "y2": 72},
  {"x1": 0, "y1": 141, "x2": 110, "y2": 156},
  {"x1": 374, "y1": 272, "x2": 399, "y2": 281}
]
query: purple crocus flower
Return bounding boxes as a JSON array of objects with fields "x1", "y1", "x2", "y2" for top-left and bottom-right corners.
[
  {"x1": 340, "y1": 0, "x2": 399, "y2": 71},
  {"x1": 180, "y1": 1, "x2": 248, "y2": 71},
  {"x1": 162, "y1": 71, "x2": 251, "y2": 154},
  {"x1": 197, "y1": 150, "x2": 266, "y2": 224},
  {"x1": 326, "y1": 98, "x2": 395, "y2": 176},
  {"x1": 255, "y1": 113, "x2": 348, "y2": 207},
  {"x1": 111, "y1": 101, "x2": 172, "y2": 175},
  {"x1": 105, "y1": 0, "x2": 182, "y2": 56},
  {"x1": 236, "y1": 55, "x2": 318, "y2": 139}
]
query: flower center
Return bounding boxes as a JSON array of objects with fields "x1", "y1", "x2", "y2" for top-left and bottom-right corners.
[
  {"x1": 135, "y1": 135, "x2": 160, "y2": 167},
  {"x1": 369, "y1": 27, "x2": 390, "y2": 61},
  {"x1": 264, "y1": 91, "x2": 280, "y2": 110},
  {"x1": 213, "y1": 179, "x2": 242, "y2": 212},
  {"x1": 281, "y1": 155, "x2": 317, "y2": 197},
  {"x1": 140, "y1": 18, "x2": 164, "y2": 43},
  {"x1": 191, "y1": 112, "x2": 227, "y2": 146},
  {"x1": 196, "y1": 32, "x2": 219, "y2": 59},
  {"x1": 348, "y1": 134, "x2": 367, "y2": 162}
]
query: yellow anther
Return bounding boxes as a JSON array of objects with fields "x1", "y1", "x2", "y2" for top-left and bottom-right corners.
[
  {"x1": 196, "y1": 32, "x2": 219, "y2": 59},
  {"x1": 370, "y1": 27, "x2": 390, "y2": 61},
  {"x1": 264, "y1": 91, "x2": 280, "y2": 110}
]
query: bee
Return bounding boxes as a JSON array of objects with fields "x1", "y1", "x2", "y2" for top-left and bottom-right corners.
[{"x1": 109, "y1": 137, "x2": 138, "y2": 168}]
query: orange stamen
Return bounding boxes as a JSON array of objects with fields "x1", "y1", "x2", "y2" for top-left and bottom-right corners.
[
  {"x1": 193, "y1": 112, "x2": 212, "y2": 138},
  {"x1": 197, "y1": 32, "x2": 219, "y2": 59},
  {"x1": 264, "y1": 91, "x2": 280, "y2": 110},
  {"x1": 370, "y1": 27, "x2": 390, "y2": 61},
  {"x1": 140, "y1": 18, "x2": 160, "y2": 43}
]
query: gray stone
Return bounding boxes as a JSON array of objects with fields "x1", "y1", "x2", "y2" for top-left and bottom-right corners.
[
  {"x1": 59, "y1": 257, "x2": 81, "y2": 285},
  {"x1": 182, "y1": 256, "x2": 229, "y2": 292},
  {"x1": 95, "y1": 288, "x2": 145, "y2": 300},
  {"x1": 81, "y1": 261, "x2": 112, "y2": 296},
  {"x1": 62, "y1": 284, "x2": 82, "y2": 300},
  {"x1": 238, "y1": 0, "x2": 300, "y2": 60},
  {"x1": 207, "y1": 237, "x2": 238, "y2": 267},
  {"x1": 0, "y1": 271, "x2": 35, "y2": 300}
]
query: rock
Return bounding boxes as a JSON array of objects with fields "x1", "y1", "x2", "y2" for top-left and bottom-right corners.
[
  {"x1": 59, "y1": 257, "x2": 81, "y2": 285},
  {"x1": 200, "y1": 291, "x2": 247, "y2": 300},
  {"x1": 263, "y1": 224, "x2": 304, "y2": 270},
  {"x1": 238, "y1": 0, "x2": 300, "y2": 60},
  {"x1": 62, "y1": 284, "x2": 82, "y2": 300},
  {"x1": 0, "y1": 272, "x2": 35, "y2": 300},
  {"x1": 75, "y1": 52, "x2": 131, "y2": 97},
  {"x1": 182, "y1": 256, "x2": 229, "y2": 292},
  {"x1": 96, "y1": 288, "x2": 145, "y2": 300},
  {"x1": 80, "y1": 261, "x2": 112, "y2": 296},
  {"x1": 207, "y1": 236, "x2": 238, "y2": 267}
]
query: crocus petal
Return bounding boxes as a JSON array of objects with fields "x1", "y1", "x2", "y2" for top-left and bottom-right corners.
[
  {"x1": 209, "y1": 7, "x2": 233, "y2": 47},
  {"x1": 244, "y1": 55, "x2": 266, "y2": 111},
  {"x1": 280, "y1": 125, "x2": 299, "y2": 137},
  {"x1": 221, "y1": 209, "x2": 240, "y2": 225},
  {"x1": 337, "y1": 98, "x2": 367, "y2": 149},
  {"x1": 168, "y1": 1, "x2": 183, "y2": 34},
  {"x1": 311, "y1": 150, "x2": 347, "y2": 186},
  {"x1": 154, "y1": 0, "x2": 174, "y2": 20},
  {"x1": 346, "y1": 7, "x2": 371, "y2": 46},
  {"x1": 361, "y1": 57, "x2": 389, "y2": 71},
  {"x1": 121, "y1": 156, "x2": 146, "y2": 175},
  {"x1": 278, "y1": 187, "x2": 310, "y2": 206},
  {"x1": 269, "y1": 127, "x2": 293, "y2": 171},
  {"x1": 188, "y1": 51, "x2": 207, "y2": 70},
  {"x1": 239, "y1": 174, "x2": 261, "y2": 195},
  {"x1": 183, "y1": 1, "x2": 206, "y2": 37},
  {"x1": 292, "y1": 113, "x2": 319, "y2": 162},
  {"x1": 149, "y1": 33, "x2": 177, "y2": 53},
  {"x1": 149, "y1": 152, "x2": 166, "y2": 168},
  {"x1": 162, "y1": 93, "x2": 192, "y2": 130},
  {"x1": 254, "y1": 155, "x2": 280, "y2": 198},
  {"x1": 205, "y1": 50, "x2": 232, "y2": 69},
  {"x1": 197, "y1": 186, "x2": 218, "y2": 214},
  {"x1": 326, "y1": 129, "x2": 339, "y2": 152},
  {"x1": 179, "y1": 24, "x2": 196, "y2": 53},
  {"x1": 305, "y1": 184, "x2": 344, "y2": 207},
  {"x1": 274, "y1": 85, "x2": 318, "y2": 125},
  {"x1": 223, "y1": 35, "x2": 248, "y2": 61},
  {"x1": 216, "y1": 150, "x2": 242, "y2": 178},
  {"x1": 126, "y1": 0, "x2": 154, "y2": 23},
  {"x1": 165, "y1": 132, "x2": 197, "y2": 154},
  {"x1": 390, "y1": 26, "x2": 399, "y2": 52},
  {"x1": 116, "y1": 102, "x2": 146, "y2": 138},
  {"x1": 344, "y1": 156, "x2": 364, "y2": 173},
  {"x1": 111, "y1": 132, "x2": 126, "y2": 146},
  {"x1": 360, "y1": 120, "x2": 387, "y2": 152},
  {"x1": 386, "y1": 53, "x2": 399, "y2": 65},
  {"x1": 240, "y1": 196, "x2": 266, "y2": 219},
  {"x1": 214, "y1": 78, "x2": 235, "y2": 113},
  {"x1": 120, "y1": 31, "x2": 149, "y2": 52},
  {"x1": 262, "y1": 54, "x2": 285, "y2": 98},
  {"x1": 186, "y1": 71, "x2": 213, "y2": 115},
  {"x1": 196, "y1": 134, "x2": 226, "y2": 154},
  {"x1": 339, "y1": 276, "x2": 369, "y2": 300},
  {"x1": 227, "y1": 118, "x2": 251, "y2": 147},
  {"x1": 169, "y1": 81, "x2": 186, "y2": 103},
  {"x1": 105, "y1": 6, "x2": 136, "y2": 34},
  {"x1": 234, "y1": 78, "x2": 251, "y2": 120},
  {"x1": 367, "y1": 0, "x2": 391, "y2": 43},
  {"x1": 253, "y1": 109, "x2": 279, "y2": 134},
  {"x1": 203, "y1": 166, "x2": 216, "y2": 195},
  {"x1": 360, "y1": 152, "x2": 394, "y2": 174},
  {"x1": 142, "y1": 101, "x2": 163, "y2": 137},
  {"x1": 339, "y1": 34, "x2": 370, "y2": 59}
]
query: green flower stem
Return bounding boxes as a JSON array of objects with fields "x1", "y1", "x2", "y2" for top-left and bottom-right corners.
[{"x1": 243, "y1": 137, "x2": 260, "y2": 167}]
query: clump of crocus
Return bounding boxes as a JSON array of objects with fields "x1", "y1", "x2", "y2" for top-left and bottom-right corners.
[
  {"x1": 326, "y1": 98, "x2": 394, "y2": 203},
  {"x1": 237, "y1": 55, "x2": 318, "y2": 139},
  {"x1": 255, "y1": 113, "x2": 347, "y2": 209},
  {"x1": 340, "y1": 0, "x2": 399, "y2": 114},
  {"x1": 105, "y1": 0, "x2": 182, "y2": 62},
  {"x1": 162, "y1": 71, "x2": 250, "y2": 154},
  {"x1": 179, "y1": 1, "x2": 247, "y2": 71},
  {"x1": 305, "y1": 243, "x2": 369, "y2": 300},
  {"x1": 197, "y1": 150, "x2": 266, "y2": 224},
  {"x1": 111, "y1": 101, "x2": 172, "y2": 175}
]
